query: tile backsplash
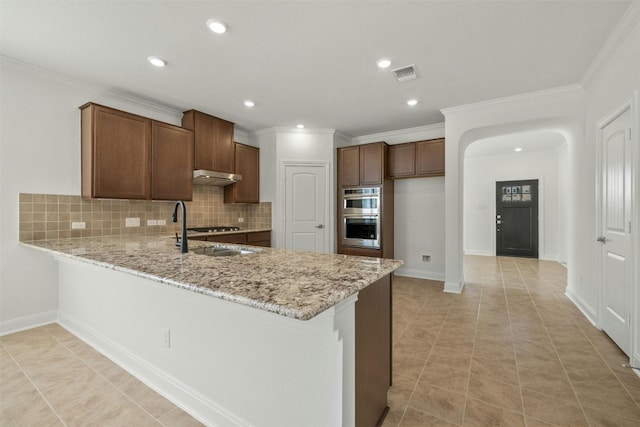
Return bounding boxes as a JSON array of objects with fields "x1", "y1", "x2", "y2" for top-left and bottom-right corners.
[{"x1": 18, "y1": 186, "x2": 271, "y2": 241}]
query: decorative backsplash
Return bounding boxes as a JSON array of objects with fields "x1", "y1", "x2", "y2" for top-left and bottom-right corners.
[{"x1": 18, "y1": 186, "x2": 271, "y2": 241}]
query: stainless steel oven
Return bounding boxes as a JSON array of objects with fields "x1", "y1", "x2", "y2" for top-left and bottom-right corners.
[
  {"x1": 342, "y1": 215, "x2": 380, "y2": 249},
  {"x1": 342, "y1": 187, "x2": 380, "y2": 215}
]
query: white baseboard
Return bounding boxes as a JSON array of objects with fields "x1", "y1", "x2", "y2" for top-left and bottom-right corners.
[
  {"x1": 565, "y1": 288, "x2": 598, "y2": 328},
  {"x1": 444, "y1": 280, "x2": 465, "y2": 294},
  {"x1": 0, "y1": 310, "x2": 57, "y2": 336},
  {"x1": 464, "y1": 250, "x2": 493, "y2": 257},
  {"x1": 540, "y1": 254, "x2": 559, "y2": 261},
  {"x1": 58, "y1": 312, "x2": 248, "y2": 427},
  {"x1": 394, "y1": 268, "x2": 445, "y2": 281}
]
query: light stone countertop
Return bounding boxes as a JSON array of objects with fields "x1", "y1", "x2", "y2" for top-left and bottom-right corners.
[{"x1": 21, "y1": 235, "x2": 403, "y2": 320}]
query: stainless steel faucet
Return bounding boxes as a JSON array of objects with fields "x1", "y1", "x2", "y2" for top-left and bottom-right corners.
[{"x1": 172, "y1": 201, "x2": 188, "y2": 254}]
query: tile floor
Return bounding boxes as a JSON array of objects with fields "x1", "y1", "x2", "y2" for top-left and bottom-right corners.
[
  {"x1": 384, "y1": 256, "x2": 640, "y2": 427},
  {"x1": 0, "y1": 323, "x2": 203, "y2": 426},
  {"x1": 1, "y1": 255, "x2": 639, "y2": 426}
]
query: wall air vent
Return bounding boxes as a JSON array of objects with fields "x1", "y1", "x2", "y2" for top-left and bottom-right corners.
[{"x1": 391, "y1": 64, "x2": 418, "y2": 82}]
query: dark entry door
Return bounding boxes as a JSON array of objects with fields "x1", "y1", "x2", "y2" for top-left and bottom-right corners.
[{"x1": 496, "y1": 179, "x2": 538, "y2": 258}]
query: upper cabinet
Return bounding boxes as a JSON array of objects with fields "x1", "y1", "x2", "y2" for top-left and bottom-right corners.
[
  {"x1": 338, "y1": 142, "x2": 386, "y2": 187},
  {"x1": 389, "y1": 138, "x2": 445, "y2": 179},
  {"x1": 416, "y1": 139, "x2": 445, "y2": 176},
  {"x1": 151, "y1": 121, "x2": 194, "y2": 201},
  {"x1": 80, "y1": 103, "x2": 193, "y2": 200},
  {"x1": 181, "y1": 110, "x2": 234, "y2": 174},
  {"x1": 224, "y1": 143, "x2": 260, "y2": 203}
]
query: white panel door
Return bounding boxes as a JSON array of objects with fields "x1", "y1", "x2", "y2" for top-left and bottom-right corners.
[
  {"x1": 285, "y1": 165, "x2": 327, "y2": 253},
  {"x1": 600, "y1": 107, "x2": 633, "y2": 356}
]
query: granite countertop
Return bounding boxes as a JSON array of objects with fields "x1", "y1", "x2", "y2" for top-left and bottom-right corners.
[{"x1": 21, "y1": 235, "x2": 403, "y2": 320}]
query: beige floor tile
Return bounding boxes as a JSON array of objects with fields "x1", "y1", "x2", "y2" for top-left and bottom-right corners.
[
  {"x1": 110, "y1": 372, "x2": 177, "y2": 418},
  {"x1": 521, "y1": 389, "x2": 588, "y2": 426},
  {"x1": 582, "y1": 404, "x2": 640, "y2": 427},
  {"x1": 155, "y1": 406, "x2": 205, "y2": 426},
  {"x1": 57, "y1": 385, "x2": 160, "y2": 427},
  {"x1": 470, "y1": 355, "x2": 519, "y2": 385},
  {"x1": 400, "y1": 407, "x2": 459, "y2": 426},
  {"x1": 517, "y1": 366, "x2": 576, "y2": 401},
  {"x1": 408, "y1": 382, "x2": 466, "y2": 425},
  {"x1": 393, "y1": 353, "x2": 426, "y2": 380},
  {"x1": 380, "y1": 407, "x2": 405, "y2": 427},
  {"x1": 420, "y1": 361, "x2": 469, "y2": 395},
  {"x1": 466, "y1": 373, "x2": 523, "y2": 413},
  {"x1": 0, "y1": 391, "x2": 63, "y2": 427},
  {"x1": 462, "y1": 398, "x2": 525, "y2": 427},
  {"x1": 387, "y1": 374, "x2": 417, "y2": 412},
  {"x1": 524, "y1": 417, "x2": 556, "y2": 427}
]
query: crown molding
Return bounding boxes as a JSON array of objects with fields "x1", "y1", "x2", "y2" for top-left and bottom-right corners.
[
  {"x1": 441, "y1": 84, "x2": 583, "y2": 116},
  {"x1": 1, "y1": 55, "x2": 184, "y2": 117},
  {"x1": 581, "y1": 1, "x2": 640, "y2": 87},
  {"x1": 250, "y1": 127, "x2": 335, "y2": 137},
  {"x1": 351, "y1": 122, "x2": 445, "y2": 145}
]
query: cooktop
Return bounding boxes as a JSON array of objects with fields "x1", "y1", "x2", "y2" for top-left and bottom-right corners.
[{"x1": 187, "y1": 226, "x2": 241, "y2": 233}]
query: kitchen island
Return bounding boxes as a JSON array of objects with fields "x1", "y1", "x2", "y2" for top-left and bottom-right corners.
[{"x1": 22, "y1": 235, "x2": 403, "y2": 427}]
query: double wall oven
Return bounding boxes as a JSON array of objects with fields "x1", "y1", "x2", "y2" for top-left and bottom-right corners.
[{"x1": 341, "y1": 187, "x2": 380, "y2": 249}]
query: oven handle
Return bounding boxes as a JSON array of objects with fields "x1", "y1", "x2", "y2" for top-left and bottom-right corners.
[{"x1": 342, "y1": 214, "x2": 380, "y2": 219}]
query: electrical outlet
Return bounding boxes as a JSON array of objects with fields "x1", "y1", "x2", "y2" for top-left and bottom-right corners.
[
  {"x1": 238, "y1": 217, "x2": 244, "y2": 223},
  {"x1": 421, "y1": 255, "x2": 431, "y2": 262},
  {"x1": 147, "y1": 219, "x2": 158, "y2": 226},
  {"x1": 162, "y1": 328, "x2": 171, "y2": 348},
  {"x1": 157, "y1": 219, "x2": 166, "y2": 226},
  {"x1": 71, "y1": 221, "x2": 86, "y2": 229},
  {"x1": 125, "y1": 217, "x2": 140, "y2": 227}
]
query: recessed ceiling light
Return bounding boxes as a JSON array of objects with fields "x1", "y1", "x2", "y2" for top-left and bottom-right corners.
[
  {"x1": 377, "y1": 58, "x2": 392, "y2": 69},
  {"x1": 296, "y1": 124, "x2": 305, "y2": 129},
  {"x1": 206, "y1": 19, "x2": 227, "y2": 34},
  {"x1": 407, "y1": 99, "x2": 418, "y2": 106},
  {"x1": 244, "y1": 100, "x2": 255, "y2": 107},
  {"x1": 147, "y1": 56, "x2": 166, "y2": 67},
  {"x1": 515, "y1": 147, "x2": 523, "y2": 152}
]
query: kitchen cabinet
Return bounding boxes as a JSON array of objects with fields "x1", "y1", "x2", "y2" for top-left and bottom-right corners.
[
  {"x1": 224, "y1": 143, "x2": 260, "y2": 203},
  {"x1": 81, "y1": 103, "x2": 152, "y2": 199},
  {"x1": 337, "y1": 142, "x2": 386, "y2": 187},
  {"x1": 416, "y1": 138, "x2": 445, "y2": 176},
  {"x1": 356, "y1": 274, "x2": 391, "y2": 426},
  {"x1": 247, "y1": 231, "x2": 271, "y2": 247},
  {"x1": 81, "y1": 103, "x2": 194, "y2": 201},
  {"x1": 151, "y1": 121, "x2": 194, "y2": 201},
  {"x1": 189, "y1": 231, "x2": 271, "y2": 247},
  {"x1": 388, "y1": 143, "x2": 415, "y2": 178},
  {"x1": 182, "y1": 110, "x2": 234, "y2": 174},
  {"x1": 389, "y1": 138, "x2": 445, "y2": 179}
]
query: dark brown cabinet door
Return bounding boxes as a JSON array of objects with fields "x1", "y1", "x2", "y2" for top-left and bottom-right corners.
[
  {"x1": 182, "y1": 110, "x2": 234, "y2": 174},
  {"x1": 338, "y1": 146, "x2": 361, "y2": 187},
  {"x1": 224, "y1": 143, "x2": 259, "y2": 203},
  {"x1": 416, "y1": 139, "x2": 445, "y2": 176},
  {"x1": 389, "y1": 143, "x2": 415, "y2": 178},
  {"x1": 360, "y1": 143, "x2": 384, "y2": 185},
  {"x1": 247, "y1": 231, "x2": 271, "y2": 247},
  {"x1": 81, "y1": 103, "x2": 151, "y2": 199},
  {"x1": 151, "y1": 121, "x2": 194, "y2": 201}
]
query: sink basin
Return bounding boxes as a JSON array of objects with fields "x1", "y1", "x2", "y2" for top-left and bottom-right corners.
[{"x1": 192, "y1": 245, "x2": 261, "y2": 257}]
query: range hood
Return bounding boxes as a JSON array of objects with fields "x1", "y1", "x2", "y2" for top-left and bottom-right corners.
[{"x1": 193, "y1": 170, "x2": 242, "y2": 186}]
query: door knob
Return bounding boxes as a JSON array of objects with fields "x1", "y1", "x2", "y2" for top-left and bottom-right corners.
[
  {"x1": 315, "y1": 224, "x2": 324, "y2": 229},
  {"x1": 596, "y1": 236, "x2": 608, "y2": 243}
]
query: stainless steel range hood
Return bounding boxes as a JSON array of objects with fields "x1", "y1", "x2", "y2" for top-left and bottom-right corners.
[{"x1": 193, "y1": 170, "x2": 242, "y2": 186}]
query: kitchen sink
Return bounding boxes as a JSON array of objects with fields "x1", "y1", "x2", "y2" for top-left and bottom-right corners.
[{"x1": 192, "y1": 245, "x2": 261, "y2": 257}]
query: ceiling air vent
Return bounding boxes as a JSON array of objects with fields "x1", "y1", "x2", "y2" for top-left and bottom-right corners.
[{"x1": 391, "y1": 64, "x2": 418, "y2": 83}]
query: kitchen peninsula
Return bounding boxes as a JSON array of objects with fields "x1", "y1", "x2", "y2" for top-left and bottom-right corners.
[{"x1": 22, "y1": 235, "x2": 403, "y2": 427}]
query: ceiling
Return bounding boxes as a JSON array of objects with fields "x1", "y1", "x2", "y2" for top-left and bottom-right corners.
[
  {"x1": 465, "y1": 130, "x2": 566, "y2": 158},
  {"x1": 0, "y1": 1, "x2": 631, "y2": 137}
]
